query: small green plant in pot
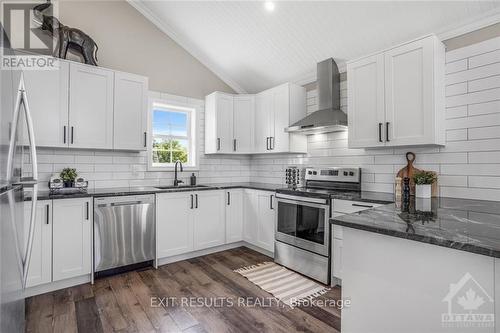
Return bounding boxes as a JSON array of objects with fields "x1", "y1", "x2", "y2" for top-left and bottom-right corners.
[
  {"x1": 412, "y1": 171, "x2": 437, "y2": 198},
  {"x1": 60, "y1": 168, "x2": 77, "y2": 187}
]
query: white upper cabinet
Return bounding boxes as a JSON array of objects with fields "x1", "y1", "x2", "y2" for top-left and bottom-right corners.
[
  {"x1": 233, "y1": 95, "x2": 255, "y2": 153},
  {"x1": 255, "y1": 83, "x2": 308, "y2": 154},
  {"x1": 205, "y1": 92, "x2": 234, "y2": 153},
  {"x1": 113, "y1": 71, "x2": 148, "y2": 150},
  {"x1": 69, "y1": 63, "x2": 114, "y2": 149},
  {"x1": 347, "y1": 54, "x2": 385, "y2": 148},
  {"x1": 205, "y1": 82, "x2": 307, "y2": 154},
  {"x1": 347, "y1": 34, "x2": 445, "y2": 148},
  {"x1": 21, "y1": 60, "x2": 69, "y2": 148}
]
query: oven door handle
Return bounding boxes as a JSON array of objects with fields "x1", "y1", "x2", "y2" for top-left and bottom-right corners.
[
  {"x1": 276, "y1": 197, "x2": 329, "y2": 210},
  {"x1": 276, "y1": 193, "x2": 328, "y2": 205}
]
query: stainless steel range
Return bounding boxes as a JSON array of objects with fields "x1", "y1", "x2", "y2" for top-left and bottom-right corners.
[{"x1": 275, "y1": 167, "x2": 361, "y2": 284}]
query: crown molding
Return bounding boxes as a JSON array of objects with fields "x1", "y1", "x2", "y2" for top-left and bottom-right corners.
[{"x1": 127, "y1": 0, "x2": 247, "y2": 94}]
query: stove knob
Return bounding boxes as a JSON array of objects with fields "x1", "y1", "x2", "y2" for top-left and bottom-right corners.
[
  {"x1": 343, "y1": 171, "x2": 348, "y2": 176},
  {"x1": 313, "y1": 171, "x2": 317, "y2": 175},
  {"x1": 349, "y1": 171, "x2": 354, "y2": 176}
]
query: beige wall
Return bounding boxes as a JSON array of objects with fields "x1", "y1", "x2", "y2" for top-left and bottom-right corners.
[
  {"x1": 58, "y1": 0, "x2": 234, "y2": 99},
  {"x1": 444, "y1": 22, "x2": 500, "y2": 50}
]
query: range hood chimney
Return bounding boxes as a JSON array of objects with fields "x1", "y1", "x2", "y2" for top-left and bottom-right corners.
[{"x1": 286, "y1": 58, "x2": 347, "y2": 135}]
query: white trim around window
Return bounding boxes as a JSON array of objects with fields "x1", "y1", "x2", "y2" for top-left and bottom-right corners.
[{"x1": 147, "y1": 95, "x2": 201, "y2": 171}]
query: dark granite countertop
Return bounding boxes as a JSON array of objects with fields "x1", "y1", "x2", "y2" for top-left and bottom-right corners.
[
  {"x1": 331, "y1": 197, "x2": 500, "y2": 258},
  {"x1": 24, "y1": 182, "x2": 279, "y2": 201}
]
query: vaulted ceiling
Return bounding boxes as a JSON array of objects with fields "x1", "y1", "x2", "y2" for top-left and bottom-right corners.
[{"x1": 131, "y1": 1, "x2": 500, "y2": 93}]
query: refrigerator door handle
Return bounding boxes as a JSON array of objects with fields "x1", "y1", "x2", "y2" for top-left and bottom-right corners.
[{"x1": 6, "y1": 74, "x2": 39, "y2": 289}]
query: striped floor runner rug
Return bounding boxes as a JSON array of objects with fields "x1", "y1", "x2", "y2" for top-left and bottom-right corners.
[{"x1": 234, "y1": 261, "x2": 330, "y2": 307}]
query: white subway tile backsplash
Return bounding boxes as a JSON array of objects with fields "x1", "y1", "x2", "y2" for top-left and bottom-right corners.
[
  {"x1": 468, "y1": 126, "x2": 500, "y2": 140},
  {"x1": 446, "y1": 88, "x2": 500, "y2": 107},
  {"x1": 446, "y1": 82, "x2": 467, "y2": 97},
  {"x1": 468, "y1": 151, "x2": 500, "y2": 163},
  {"x1": 468, "y1": 49, "x2": 500, "y2": 68},
  {"x1": 468, "y1": 176, "x2": 500, "y2": 189},
  {"x1": 468, "y1": 100, "x2": 500, "y2": 116},
  {"x1": 445, "y1": 59, "x2": 467, "y2": 74},
  {"x1": 468, "y1": 75, "x2": 500, "y2": 92},
  {"x1": 446, "y1": 105, "x2": 468, "y2": 119},
  {"x1": 446, "y1": 129, "x2": 467, "y2": 142},
  {"x1": 446, "y1": 62, "x2": 500, "y2": 85}
]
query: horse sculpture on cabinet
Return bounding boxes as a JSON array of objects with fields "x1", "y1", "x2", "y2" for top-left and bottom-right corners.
[{"x1": 33, "y1": 0, "x2": 99, "y2": 66}]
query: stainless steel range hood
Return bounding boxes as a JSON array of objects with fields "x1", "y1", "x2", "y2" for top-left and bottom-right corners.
[{"x1": 286, "y1": 58, "x2": 347, "y2": 135}]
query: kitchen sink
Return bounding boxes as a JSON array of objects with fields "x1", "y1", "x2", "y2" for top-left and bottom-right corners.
[{"x1": 155, "y1": 185, "x2": 211, "y2": 190}]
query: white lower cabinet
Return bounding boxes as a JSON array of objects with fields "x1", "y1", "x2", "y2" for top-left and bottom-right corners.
[
  {"x1": 225, "y1": 190, "x2": 244, "y2": 243},
  {"x1": 256, "y1": 192, "x2": 275, "y2": 252},
  {"x1": 52, "y1": 198, "x2": 92, "y2": 282},
  {"x1": 157, "y1": 190, "x2": 225, "y2": 258},
  {"x1": 24, "y1": 200, "x2": 52, "y2": 288},
  {"x1": 193, "y1": 191, "x2": 225, "y2": 250},
  {"x1": 156, "y1": 192, "x2": 194, "y2": 258},
  {"x1": 243, "y1": 190, "x2": 275, "y2": 253},
  {"x1": 332, "y1": 237, "x2": 343, "y2": 281}
]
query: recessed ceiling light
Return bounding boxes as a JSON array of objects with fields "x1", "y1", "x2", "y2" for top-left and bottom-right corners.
[{"x1": 264, "y1": 1, "x2": 275, "y2": 12}]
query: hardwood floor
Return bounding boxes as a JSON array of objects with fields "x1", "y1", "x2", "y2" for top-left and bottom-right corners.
[{"x1": 26, "y1": 247, "x2": 342, "y2": 333}]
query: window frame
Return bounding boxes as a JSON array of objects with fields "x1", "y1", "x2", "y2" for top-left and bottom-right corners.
[{"x1": 147, "y1": 96, "x2": 199, "y2": 171}]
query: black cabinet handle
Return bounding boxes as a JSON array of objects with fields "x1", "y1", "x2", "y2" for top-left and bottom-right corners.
[
  {"x1": 63, "y1": 126, "x2": 67, "y2": 144},
  {"x1": 195, "y1": 194, "x2": 198, "y2": 209},
  {"x1": 144, "y1": 132, "x2": 147, "y2": 147},
  {"x1": 190, "y1": 194, "x2": 194, "y2": 209},
  {"x1": 233, "y1": 139, "x2": 236, "y2": 152},
  {"x1": 266, "y1": 137, "x2": 270, "y2": 150},
  {"x1": 270, "y1": 195, "x2": 274, "y2": 210},
  {"x1": 227, "y1": 192, "x2": 230, "y2": 205},
  {"x1": 386, "y1": 122, "x2": 390, "y2": 142},
  {"x1": 86, "y1": 201, "x2": 89, "y2": 220},
  {"x1": 217, "y1": 138, "x2": 221, "y2": 151},
  {"x1": 71, "y1": 126, "x2": 74, "y2": 144},
  {"x1": 352, "y1": 203, "x2": 374, "y2": 208},
  {"x1": 378, "y1": 123, "x2": 383, "y2": 142},
  {"x1": 46, "y1": 204, "x2": 50, "y2": 224}
]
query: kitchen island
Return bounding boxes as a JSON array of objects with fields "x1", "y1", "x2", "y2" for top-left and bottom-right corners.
[{"x1": 331, "y1": 197, "x2": 500, "y2": 333}]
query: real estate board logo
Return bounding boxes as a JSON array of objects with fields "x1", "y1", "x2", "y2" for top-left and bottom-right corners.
[
  {"x1": 441, "y1": 272, "x2": 494, "y2": 329},
  {"x1": 1, "y1": 1, "x2": 58, "y2": 70}
]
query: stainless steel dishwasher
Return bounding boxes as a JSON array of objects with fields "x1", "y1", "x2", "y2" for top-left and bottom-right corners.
[{"x1": 94, "y1": 194, "x2": 155, "y2": 275}]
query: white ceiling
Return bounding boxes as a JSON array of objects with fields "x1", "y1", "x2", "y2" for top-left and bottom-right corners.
[{"x1": 132, "y1": 1, "x2": 500, "y2": 93}]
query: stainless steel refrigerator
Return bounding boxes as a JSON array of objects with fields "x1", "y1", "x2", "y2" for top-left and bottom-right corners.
[{"x1": 0, "y1": 36, "x2": 39, "y2": 332}]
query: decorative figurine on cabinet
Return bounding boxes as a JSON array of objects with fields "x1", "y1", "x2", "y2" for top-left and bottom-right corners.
[{"x1": 33, "y1": 0, "x2": 99, "y2": 65}]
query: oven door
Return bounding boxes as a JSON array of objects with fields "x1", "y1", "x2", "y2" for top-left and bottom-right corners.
[{"x1": 275, "y1": 194, "x2": 330, "y2": 256}]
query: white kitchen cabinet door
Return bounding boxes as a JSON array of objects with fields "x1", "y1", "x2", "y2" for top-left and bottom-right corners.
[
  {"x1": 256, "y1": 192, "x2": 275, "y2": 253},
  {"x1": 52, "y1": 198, "x2": 92, "y2": 281},
  {"x1": 270, "y1": 85, "x2": 289, "y2": 152},
  {"x1": 332, "y1": 238, "x2": 343, "y2": 280},
  {"x1": 113, "y1": 71, "x2": 148, "y2": 150},
  {"x1": 156, "y1": 192, "x2": 194, "y2": 258},
  {"x1": 21, "y1": 60, "x2": 69, "y2": 148},
  {"x1": 233, "y1": 95, "x2": 255, "y2": 153},
  {"x1": 225, "y1": 190, "x2": 243, "y2": 243},
  {"x1": 384, "y1": 35, "x2": 440, "y2": 146},
  {"x1": 69, "y1": 63, "x2": 114, "y2": 149},
  {"x1": 347, "y1": 53, "x2": 386, "y2": 148},
  {"x1": 24, "y1": 200, "x2": 52, "y2": 287},
  {"x1": 255, "y1": 91, "x2": 273, "y2": 153},
  {"x1": 193, "y1": 191, "x2": 225, "y2": 250},
  {"x1": 216, "y1": 93, "x2": 234, "y2": 153},
  {"x1": 243, "y1": 190, "x2": 258, "y2": 245}
]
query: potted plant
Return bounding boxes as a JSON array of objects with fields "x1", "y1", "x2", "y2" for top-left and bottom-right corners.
[
  {"x1": 60, "y1": 168, "x2": 77, "y2": 188},
  {"x1": 412, "y1": 171, "x2": 437, "y2": 198}
]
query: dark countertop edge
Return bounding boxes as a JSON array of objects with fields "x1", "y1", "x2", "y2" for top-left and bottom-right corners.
[
  {"x1": 330, "y1": 219, "x2": 500, "y2": 259},
  {"x1": 25, "y1": 183, "x2": 278, "y2": 201}
]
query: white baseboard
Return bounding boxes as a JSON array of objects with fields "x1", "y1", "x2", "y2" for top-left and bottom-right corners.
[{"x1": 24, "y1": 274, "x2": 91, "y2": 298}]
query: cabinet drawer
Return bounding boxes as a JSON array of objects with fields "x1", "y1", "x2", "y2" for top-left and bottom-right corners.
[{"x1": 333, "y1": 199, "x2": 383, "y2": 214}]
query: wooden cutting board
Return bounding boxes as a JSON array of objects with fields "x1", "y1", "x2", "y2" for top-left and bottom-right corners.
[
  {"x1": 396, "y1": 152, "x2": 438, "y2": 197},
  {"x1": 396, "y1": 152, "x2": 422, "y2": 196}
]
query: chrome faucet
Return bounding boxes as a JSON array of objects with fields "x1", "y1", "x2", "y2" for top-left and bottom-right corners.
[{"x1": 174, "y1": 161, "x2": 184, "y2": 186}]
